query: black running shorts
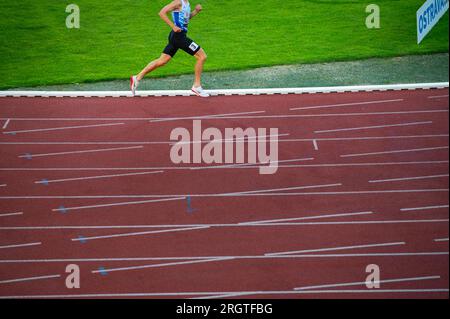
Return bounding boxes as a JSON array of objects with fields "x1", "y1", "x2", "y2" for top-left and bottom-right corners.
[{"x1": 163, "y1": 31, "x2": 201, "y2": 57}]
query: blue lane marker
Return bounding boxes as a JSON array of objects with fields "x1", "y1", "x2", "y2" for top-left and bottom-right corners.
[
  {"x1": 24, "y1": 153, "x2": 33, "y2": 160},
  {"x1": 40, "y1": 179, "x2": 49, "y2": 186},
  {"x1": 187, "y1": 195, "x2": 195, "y2": 213},
  {"x1": 98, "y1": 267, "x2": 108, "y2": 276},
  {"x1": 57, "y1": 205, "x2": 67, "y2": 214},
  {"x1": 77, "y1": 235, "x2": 87, "y2": 244}
]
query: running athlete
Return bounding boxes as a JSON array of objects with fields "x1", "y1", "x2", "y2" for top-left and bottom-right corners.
[{"x1": 130, "y1": 0, "x2": 209, "y2": 97}]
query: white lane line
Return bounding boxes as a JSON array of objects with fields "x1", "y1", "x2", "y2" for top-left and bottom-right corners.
[
  {"x1": 217, "y1": 288, "x2": 447, "y2": 299},
  {"x1": 222, "y1": 183, "x2": 343, "y2": 197},
  {"x1": 232, "y1": 189, "x2": 444, "y2": 196},
  {"x1": 313, "y1": 140, "x2": 319, "y2": 151},
  {"x1": 434, "y1": 238, "x2": 449, "y2": 242},
  {"x1": 173, "y1": 133, "x2": 289, "y2": 145},
  {"x1": 265, "y1": 242, "x2": 405, "y2": 256},
  {"x1": 35, "y1": 184, "x2": 340, "y2": 201},
  {"x1": 0, "y1": 110, "x2": 446, "y2": 123},
  {"x1": 0, "y1": 242, "x2": 41, "y2": 250},
  {"x1": 290, "y1": 99, "x2": 404, "y2": 111},
  {"x1": 35, "y1": 170, "x2": 163, "y2": 185},
  {"x1": 71, "y1": 226, "x2": 210, "y2": 242},
  {"x1": 1, "y1": 134, "x2": 448, "y2": 146},
  {"x1": 3, "y1": 122, "x2": 124, "y2": 135},
  {"x1": 2, "y1": 188, "x2": 448, "y2": 200},
  {"x1": 244, "y1": 219, "x2": 449, "y2": 225},
  {"x1": 155, "y1": 110, "x2": 450, "y2": 121},
  {"x1": 0, "y1": 160, "x2": 448, "y2": 172},
  {"x1": 51, "y1": 197, "x2": 186, "y2": 212},
  {"x1": 275, "y1": 161, "x2": 449, "y2": 168},
  {"x1": 0, "y1": 212, "x2": 23, "y2": 218},
  {"x1": 71, "y1": 212, "x2": 370, "y2": 242},
  {"x1": 200, "y1": 288, "x2": 449, "y2": 299},
  {"x1": 158, "y1": 110, "x2": 449, "y2": 120},
  {"x1": 3, "y1": 218, "x2": 448, "y2": 231},
  {"x1": 239, "y1": 211, "x2": 374, "y2": 225},
  {"x1": 428, "y1": 95, "x2": 449, "y2": 99},
  {"x1": 369, "y1": 174, "x2": 449, "y2": 183},
  {"x1": 2, "y1": 119, "x2": 10, "y2": 130},
  {"x1": 281, "y1": 135, "x2": 449, "y2": 142},
  {"x1": 294, "y1": 275, "x2": 440, "y2": 291},
  {"x1": 92, "y1": 257, "x2": 235, "y2": 274},
  {"x1": 341, "y1": 146, "x2": 449, "y2": 158},
  {"x1": 229, "y1": 183, "x2": 342, "y2": 197},
  {"x1": 19, "y1": 146, "x2": 144, "y2": 159},
  {"x1": 400, "y1": 205, "x2": 449, "y2": 212},
  {"x1": 189, "y1": 157, "x2": 314, "y2": 170},
  {"x1": 0, "y1": 274, "x2": 61, "y2": 285},
  {"x1": 315, "y1": 121, "x2": 433, "y2": 134},
  {"x1": 3, "y1": 288, "x2": 448, "y2": 299},
  {"x1": 149, "y1": 111, "x2": 266, "y2": 123},
  {"x1": 1, "y1": 252, "x2": 447, "y2": 264},
  {"x1": 194, "y1": 292, "x2": 258, "y2": 299}
]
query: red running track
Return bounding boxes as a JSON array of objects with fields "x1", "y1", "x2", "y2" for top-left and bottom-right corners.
[{"x1": 0, "y1": 88, "x2": 448, "y2": 299}]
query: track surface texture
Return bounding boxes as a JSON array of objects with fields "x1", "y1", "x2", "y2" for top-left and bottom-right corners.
[{"x1": 0, "y1": 88, "x2": 448, "y2": 299}]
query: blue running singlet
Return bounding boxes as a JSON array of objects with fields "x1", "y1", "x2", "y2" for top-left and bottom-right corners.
[{"x1": 172, "y1": 0, "x2": 190, "y2": 32}]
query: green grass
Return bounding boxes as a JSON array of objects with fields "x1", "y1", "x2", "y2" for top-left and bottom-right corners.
[{"x1": 0, "y1": 0, "x2": 448, "y2": 89}]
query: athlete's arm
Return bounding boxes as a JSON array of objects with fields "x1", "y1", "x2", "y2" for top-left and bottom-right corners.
[
  {"x1": 190, "y1": 4, "x2": 202, "y2": 19},
  {"x1": 159, "y1": 0, "x2": 182, "y2": 32}
]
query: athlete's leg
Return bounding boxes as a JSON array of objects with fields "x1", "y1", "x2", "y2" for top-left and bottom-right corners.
[
  {"x1": 137, "y1": 53, "x2": 172, "y2": 81},
  {"x1": 193, "y1": 49, "x2": 207, "y2": 88}
]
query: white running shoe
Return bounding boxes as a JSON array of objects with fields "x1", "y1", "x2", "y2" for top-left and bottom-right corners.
[
  {"x1": 130, "y1": 75, "x2": 139, "y2": 96},
  {"x1": 191, "y1": 86, "x2": 210, "y2": 98}
]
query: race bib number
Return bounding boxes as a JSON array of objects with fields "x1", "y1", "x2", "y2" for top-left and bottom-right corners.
[{"x1": 189, "y1": 42, "x2": 199, "y2": 51}]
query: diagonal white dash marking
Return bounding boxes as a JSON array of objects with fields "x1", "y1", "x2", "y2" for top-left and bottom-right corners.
[
  {"x1": 341, "y1": 146, "x2": 449, "y2": 158},
  {"x1": 369, "y1": 174, "x2": 449, "y2": 183},
  {"x1": 313, "y1": 140, "x2": 319, "y2": 151},
  {"x1": 290, "y1": 99, "x2": 404, "y2": 111},
  {"x1": 240, "y1": 211, "x2": 373, "y2": 225},
  {"x1": 72, "y1": 226, "x2": 210, "y2": 242},
  {"x1": 315, "y1": 121, "x2": 432, "y2": 134},
  {"x1": 92, "y1": 257, "x2": 235, "y2": 274},
  {"x1": 0, "y1": 212, "x2": 23, "y2": 218},
  {"x1": 4, "y1": 122, "x2": 124, "y2": 135},
  {"x1": 266, "y1": 242, "x2": 405, "y2": 256},
  {"x1": 0, "y1": 242, "x2": 42, "y2": 249},
  {"x1": 2, "y1": 119, "x2": 10, "y2": 130},
  {"x1": 294, "y1": 275, "x2": 440, "y2": 290},
  {"x1": 401, "y1": 205, "x2": 449, "y2": 212},
  {"x1": 0, "y1": 274, "x2": 61, "y2": 285},
  {"x1": 35, "y1": 170, "x2": 163, "y2": 184},
  {"x1": 20, "y1": 146, "x2": 144, "y2": 158},
  {"x1": 149, "y1": 111, "x2": 266, "y2": 123},
  {"x1": 52, "y1": 196, "x2": 186, "y2": 212}
]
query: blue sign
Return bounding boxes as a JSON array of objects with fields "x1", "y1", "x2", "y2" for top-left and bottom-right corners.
[{"x1": 417, "y1": 0, "x2": 449, "y2": 43}]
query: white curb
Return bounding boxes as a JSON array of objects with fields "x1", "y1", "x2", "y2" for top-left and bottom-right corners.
[{"x1": 0, "y1": 82, "x2": 448, "y2": 98}]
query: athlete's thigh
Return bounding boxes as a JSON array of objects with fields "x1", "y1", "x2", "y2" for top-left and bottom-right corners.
[
  {"x1": 162, "y1": 31, "x2": 179, "y2": 57},
  {"x1": 177, "y1": 33, "x2": 201, "y2": 56}
]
